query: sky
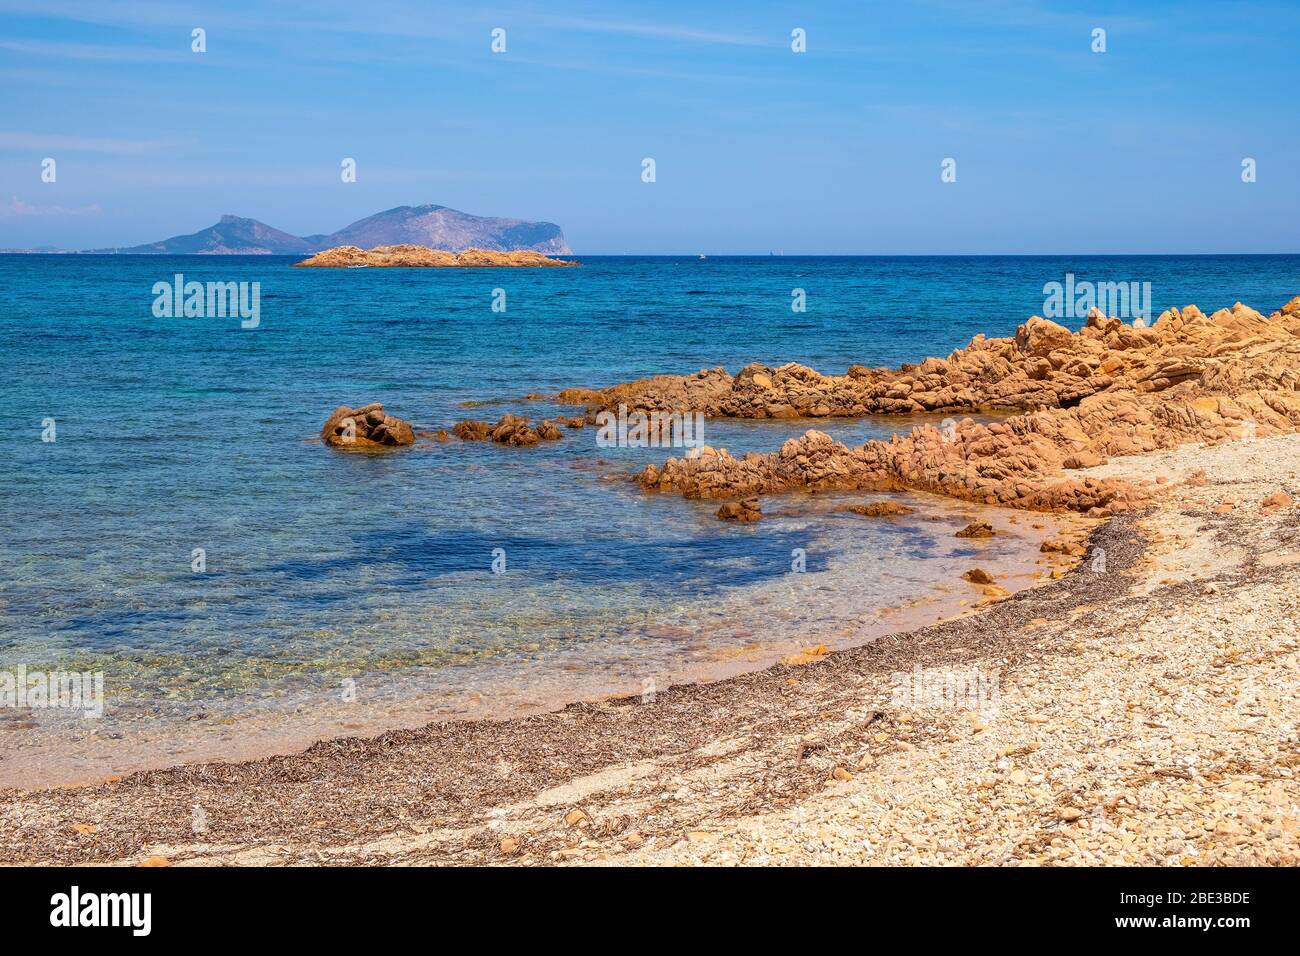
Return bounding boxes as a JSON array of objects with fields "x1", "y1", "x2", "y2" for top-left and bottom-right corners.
[{"x1": 0, "y1": 0, "x2": 1296, "y2": 254}]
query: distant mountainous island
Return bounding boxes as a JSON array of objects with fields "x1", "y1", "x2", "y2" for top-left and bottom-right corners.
[{"x1": 71, "y1": 204, "x2": 570, "y2": 255}]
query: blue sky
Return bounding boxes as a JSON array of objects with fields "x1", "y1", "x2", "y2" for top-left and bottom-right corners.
[{"x1": 0, "y1": 0, "x2": 1296, "y2": 253}]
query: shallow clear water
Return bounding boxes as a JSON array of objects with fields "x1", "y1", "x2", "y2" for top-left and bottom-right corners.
[{"x1": 2, "y1": 253, "x2": 1296, "y2": 783}]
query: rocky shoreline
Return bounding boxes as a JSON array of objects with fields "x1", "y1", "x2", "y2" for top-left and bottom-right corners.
[
  {"x1": 558, "y1": 299, "x2": 1300, "y2": 419},
  {"x1": 294, "y1": 244, "x2": 578, "y2": 268},
  {"x1": 558, "y1": 298, "x2": 1300, "y2": 516}
]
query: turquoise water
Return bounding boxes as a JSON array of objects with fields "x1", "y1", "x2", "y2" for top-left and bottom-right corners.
[{"x1": 2, "y1": 254, "x2": 1297, "y2": 778}]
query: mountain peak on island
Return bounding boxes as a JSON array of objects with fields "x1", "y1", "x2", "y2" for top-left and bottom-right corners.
[
  {"x1": 90, "y1": 215, "x2": 314, "y2": 255},
  {"x1": 306, "y1": 205, "x2": 569, "y2": 254},
  {"x1": 89, "y1": 205, "x2": 571, "y2": 255}
]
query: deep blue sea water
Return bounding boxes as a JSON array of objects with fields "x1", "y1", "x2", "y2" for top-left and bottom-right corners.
[{"x1": 2, "y1": 254, "x2": 1297, "y2": 780}]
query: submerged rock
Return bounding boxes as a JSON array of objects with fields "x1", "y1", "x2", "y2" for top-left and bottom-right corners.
[
  {"x1": 956, "y1": 521, "x2": 995, "y2": 538},
  {"x1": 716, "y1": 498, "x2": 762, "y2": 522},
  {"x1": 1041, "y1": 538, "x2": 1085, "y2": 556},
  {"x1": 781, "y1": 644, "x2": 829, "y2": 666},
  {"x1": 844, "y1": 501, "x2": 915, "y2": 517},
  {"x1": 321, "y1": 403, "x2": 415, "y2": 449}
]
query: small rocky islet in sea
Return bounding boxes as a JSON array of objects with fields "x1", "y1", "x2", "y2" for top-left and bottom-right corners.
[
  {"x1": 295, "y1": 243, "x2": 578, "y2": 268},
  {"x1": 320, "y1": 403, "x2": 415, "y2": 449}
]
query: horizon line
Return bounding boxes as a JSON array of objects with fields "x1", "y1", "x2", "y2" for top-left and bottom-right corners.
[{"x1": 4, "y1": 250, "x2": 1299, "y2": 258}]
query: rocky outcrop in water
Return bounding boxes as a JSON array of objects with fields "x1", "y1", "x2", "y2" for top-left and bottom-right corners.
[
  {"x1": 635, "y1": 297, "x2": 1300, "y2": 514},
  {"x1": 453, "y1": 414, "x2": 564, "y2": 446},
  {"x1": 638, "y1": 428, "x2": 1145, "y2": 515},
  {"x1": 563, "y1": 299, "x2": 1300, "y2": 419},
  {"x1": 295, "y1": 244, "x2": 577, "y2": 268},
  {"x1": 557, "y1": 367, "x2": 731, "y2": 414},
  {"x1": 716, "y1": 498, "x2": 761, "y2": 522},
  {"x1": 321, "y1": 403, "x2": 415, "y2": 449}
]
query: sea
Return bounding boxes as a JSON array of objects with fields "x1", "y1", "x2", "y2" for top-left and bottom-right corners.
[{"x1": 2, "y1": 253, "x2": 1296, "y2": 784}]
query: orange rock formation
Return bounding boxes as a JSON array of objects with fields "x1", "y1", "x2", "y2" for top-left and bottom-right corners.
[
  {"x1": 619, "y1": 297, "x2": 1300, "y2": 514},
  {"x1": 321, "y1": 403, "x2": 416, "y2": 449},
  {"x1": 453, "y1": 414, "x2": 564, "y2": 446},
  {"x1": 294, "y1": 244, "x2": 578, "y2": 268}
]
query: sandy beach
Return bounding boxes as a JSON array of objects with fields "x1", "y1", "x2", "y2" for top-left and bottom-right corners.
[{"x1": 2, "y1": 430, "x2": 1297, "y2": 866}]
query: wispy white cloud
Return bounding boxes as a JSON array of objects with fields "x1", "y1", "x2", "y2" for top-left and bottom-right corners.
[
  {"x1": 0, "y1": 0, "x2": 213, "y2": 29},
  {"x1": 73, "y1": 163, "x2": 501, "y2": 188},
  {"x1": 0, "y1": 131, "x2": 192, "y2": 154},
  {"x1": 0, "y1": 0, "x2": 463, "y2": 39},
  {"x1": 0, "y1": 195, "x2": 102, "y2": 217},
  {"x1": 0, "y1": 37, "x2": 190, "y2": 62},
  {"x1": 0, "y1": 0, "x2": 771, "y2": 46},
  {"x1": 538, "y1": 15, "x2": 774, "y2": 47},
  {"x1": 503, "y1": 54, "x2": 772, "y2": 83},
  {"x1": 909, "y1": 0, "x2": 1157, "y2": 32}
]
